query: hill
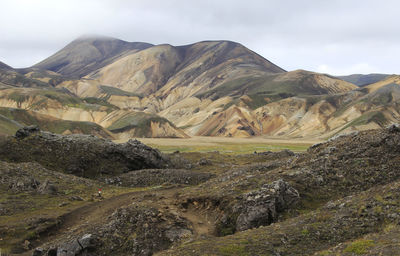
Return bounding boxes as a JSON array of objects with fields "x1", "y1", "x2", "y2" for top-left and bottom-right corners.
[
  {"x1": 87, "y1": 40, "x2": 285, "y2": 96},
  {"x1": 0, "y1": 36, "x2": 397, "y2": 139},
  {"x1": 0, "y1": 86, "x2": 188, "y2": 138},
  {"x1": 0, "y1": 107, "x2": 113, "y2": 138},
  {"x1": 338, "y1": 73, "x2": 390, "y2": 87}
]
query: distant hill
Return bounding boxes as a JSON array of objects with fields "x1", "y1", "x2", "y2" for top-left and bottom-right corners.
[
  {"x1": 0, "y1": 36, "x2": 397, "y2": 139},
  {"x1": 87, "y1": 40, "x2": 286, "y2": 95},
  {"x1": 338, "y1": 73, "x2": 390, "y2": 87},
  {"x1": 196, "y1": 70, "x2": 356, "y2": 103},
  {"x1": 0, "y1": 106, "x2": 113, "y2": 138}
]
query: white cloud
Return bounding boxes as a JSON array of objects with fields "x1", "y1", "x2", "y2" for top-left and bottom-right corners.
[{"x1": 0, "y1": 0, "x2": 399, "y2": 75}]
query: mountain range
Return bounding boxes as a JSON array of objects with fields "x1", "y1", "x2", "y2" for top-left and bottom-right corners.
[{"x1": 0, "y1": 36, "x2": 398, "y2": 139}]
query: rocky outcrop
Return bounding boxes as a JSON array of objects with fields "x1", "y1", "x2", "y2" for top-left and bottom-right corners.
[
  {"x1": 38, "y1": 205, "x2": 193, "y2": 256},
  {"x1": 104, "y1": 169, "x2": 214, "y2": 187},
  {"x1": 37, "y1": 179, "x2": 58, "y2": 195},
  {"x1": 213, "y1": 179, "x2": 300, "y2": 235},
  {"x1": 97, "y1": 205, "x2": 192, "y2": 255},
  {"x1": 234, "y1": 179, "x2": 299, "y2": 231},
  {"x1": 15, "y1": 125, "x2": 40, "y2": 138},
  {"x1": 0, "y1": 127, "x2": 169, "y2": 178},
  {"x1": 56, "y1": 234, "x2": 99, "y2": 256},
  {"x1": 33, "y1": 234, "x2": 100, "y2": 256}
]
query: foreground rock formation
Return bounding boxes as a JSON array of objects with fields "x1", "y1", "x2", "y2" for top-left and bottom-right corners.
[
  {"x1": 0, "y1": 125, "x2": 396, "y2": 255},
  {"x1": 0, "y1": 126, "x2": 168, "y2": 178}
]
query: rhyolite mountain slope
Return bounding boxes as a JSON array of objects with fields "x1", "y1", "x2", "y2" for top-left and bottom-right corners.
[
  {"x1": 86, "y1": 40, "x2": 286, "y2": 96},
  {"x1": 0, "y1": 36, "x2": 398, "y2": 138},
  {"x1": 0, "y1": 86, "x2": 187, "y2": 138},
  {"x1": 33, "y1": 35, "x2": 153, "y2": 78},
  {"x1": 0, "y1": 107, "x2": 113, "y2": 138},
  {"x1": 338, "y1": 73, "x2": 390, "y2": 87}
]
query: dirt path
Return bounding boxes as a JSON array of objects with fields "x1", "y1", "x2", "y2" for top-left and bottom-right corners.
[{"x1": 22, "y1": 186, "x2": 214, "y2": 255}]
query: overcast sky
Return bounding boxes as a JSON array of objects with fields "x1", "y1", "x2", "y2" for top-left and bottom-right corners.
[{"x1": 0, "y1": 0, "x2": 399, "y2": 75}]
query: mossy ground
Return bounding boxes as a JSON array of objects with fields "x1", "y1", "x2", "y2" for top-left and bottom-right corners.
[
  {"x1": 2, "y1": 128, "x2": 400, "y2": 255},
  {"x1": 0, "y1": 173, "x2": 152, "y2": 253}
]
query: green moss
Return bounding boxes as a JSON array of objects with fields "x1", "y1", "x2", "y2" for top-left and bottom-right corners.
[
  {"x1": 5, "y1": 73, "x2": 49, "y2": 88},
  {"x1": 4, "y1": 88, "x2": 115, "y2": 113},
  {"x1": 196, "y1": 72, "x2": 330, "y2": 102},
  {"x1": 108, "y1": 112, "x2": 172, "y2": 137},
  {"x1": 333, "y1": 111, "x2": 388, "y2": 136},
  {"x1": 84, "y1": 97, "x2": 119, "y2": 110},
  {"x1": 244, "y1": 94, "x2": 268, "y2": 109},
  {"x1": 344, "y1": 240, "x2": 374, "y2": 255},
  {"x1": 8, "y1": 92, "x2": 29, "y2": 104},
  {"x1": 301, "y1": 228, "x2": 309, "y2": 236},
  {"x1": 100, "y1": 85, "x2": 142, "y2": 98},
  {"x1": 316, "y1": 250, "x2": 331, "y2": 256},
  {"x1": 0, "y1": 114, "x2": 22, "y2": 134},
  {"x1": 218, "y1": 245, "x2": 249, "y2": 256},
  {"x1": 222, "y1": 99, "x2": 237, "y2": 110}
]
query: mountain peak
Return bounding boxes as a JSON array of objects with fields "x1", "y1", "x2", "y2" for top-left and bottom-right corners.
[
  {"x1": 0, "y1": 61, "x2": 14, "y2": 71},
  {"x1": 33, "y1": 36, "x2": 153, "y2": 77},
  {"x1": 73, "y1": 34, "x2": 126, "y2": 43}
]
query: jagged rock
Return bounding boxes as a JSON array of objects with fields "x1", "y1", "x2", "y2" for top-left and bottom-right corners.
[
  {"x1": 234, "y1": 179, "x2": 299, "y2": 231},
  {"x1": 387, "y1": 123, "x2": 400, "y2": 133},
  {"x1": 32, "y1": 247, "x2": 44, "y2": 256},
  {"x1": 55, "y1": 234, "x2": 98, "y2": 256},
  {"x1": 9, "y1": 177, "x2": 40, "y2": 192},
  {"x1": 69, "y1": 195, "x2": 84, "y2": 201},
  {"x1": 37, "y1": 179, "x2": 58, "y2": 195},
  {"x1": 78, "y1": 234, "x2": 98, "y2": 251},
  {"x1": 257, "y1": 149, "x2": 295, "y2": 158},
  {"x1": 198, "y1": 158, "x2": 211, "y2": 166},
  {"x1": 0, "y1": 128, "x2": 169, "y2": 178},
  {"x1": 23, "y1": 239, "x2": 31, "y2": 250},
  {"x1": 15, "y1": 125, "x2": 40, "y2": 139}
]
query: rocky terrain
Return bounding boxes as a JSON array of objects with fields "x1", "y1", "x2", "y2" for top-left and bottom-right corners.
[
  {"x1": 0, "y1": 126, "x2": 168, "y2": 178},
  {"x1": 0, "y1": 125, "x2": 399, "y2": 255},
  {"x1": 0, "y1": 36, "x2": 398, "y2": 139}
]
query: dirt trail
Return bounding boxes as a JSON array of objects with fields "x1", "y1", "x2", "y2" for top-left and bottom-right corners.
[
  {"x1": 22, "y1": 186, "x2": 215, "y2": 255},
  {"x1": 167, "y1": 203, "x2": 215, "y2": 238}
]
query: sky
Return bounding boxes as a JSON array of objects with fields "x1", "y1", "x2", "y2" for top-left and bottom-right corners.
[{"x1": 0, "y1": 0, "x2": 399, "y2": 75}]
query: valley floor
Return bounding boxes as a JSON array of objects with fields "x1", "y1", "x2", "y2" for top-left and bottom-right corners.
[{"x1": 127, "y1": 136, "x2": 320, "y2": 154}]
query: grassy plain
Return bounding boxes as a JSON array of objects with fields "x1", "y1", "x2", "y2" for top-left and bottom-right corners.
[{"x1": 132, "y1": 136, "x2": 320, "y2": 154}]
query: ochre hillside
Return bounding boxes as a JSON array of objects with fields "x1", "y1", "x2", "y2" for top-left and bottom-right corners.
[{"x1": 0, "y1": 36, "x2": 398, "y2": 139}]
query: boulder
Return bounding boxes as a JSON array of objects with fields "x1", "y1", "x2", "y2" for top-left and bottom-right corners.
[
  {"x1": 37, "y1": 179, "x2": 58, "y2": 195},
  {"x1": 387, "y1": 123, "x2": 400, "y2": 133},
  {"x1": 15, "y1": 125, "x2": 40, "y2": 139},
  {"x1": 234, "y1": 179, "x2": 299, "y2": 231},
  {"x1": 32, "y1": 247, "x2": 44, "y2": 256},
  {"x1": 55, "y1": 234, "x2": 98, "y2": 256}
]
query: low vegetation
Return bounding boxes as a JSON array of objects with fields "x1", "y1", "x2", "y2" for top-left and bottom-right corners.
[{"x1": 1, "y1": 125, "x2": 399, "y2": 255}]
